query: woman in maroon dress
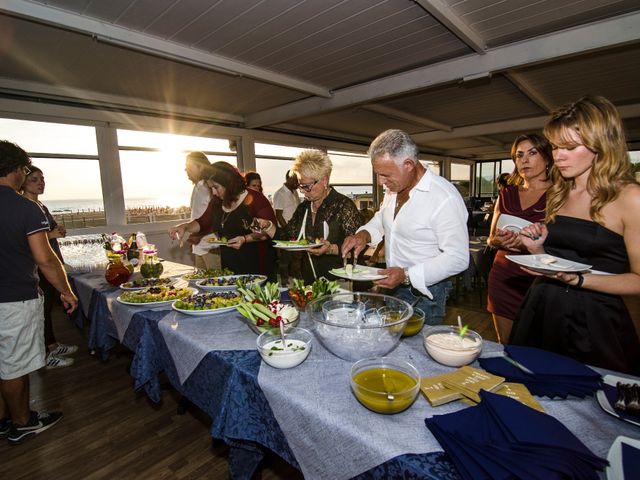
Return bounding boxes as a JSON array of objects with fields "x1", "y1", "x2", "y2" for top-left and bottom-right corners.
[{"x1": 486, "y1": 134, "x2": 553, "y2": 343}]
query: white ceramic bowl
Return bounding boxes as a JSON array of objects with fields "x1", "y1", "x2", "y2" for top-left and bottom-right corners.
[
  {"x1": 423, "y1": 325, "x2": 483, "y2": 367},
  {"x1": 256, "y1": 327, "x2": 312, "y2": 369},
  {"x1": 306, "y1": 293, "x2": 413, "y2": 361}
]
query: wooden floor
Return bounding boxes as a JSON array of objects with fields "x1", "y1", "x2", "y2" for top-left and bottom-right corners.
[{"x1": 0, "y1": 287, "x2": 493, "y2": 479}]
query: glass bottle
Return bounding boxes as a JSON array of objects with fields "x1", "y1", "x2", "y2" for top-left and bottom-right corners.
[
  {"x1": 127, "y1": 234, "x2": 140, "y2": 267},
  {"x1": 105, "y1": 253, "x2": 132, "y2": 286},
  {"x1": 140, "y1": 248, "x2": 163, "y2": 279}
]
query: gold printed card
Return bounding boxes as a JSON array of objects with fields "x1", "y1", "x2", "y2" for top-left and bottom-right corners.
[
  {"x1": 442, "y1": 366, "x2": 505, "y2": 402},
  {"x1": 420, "y1": 373, "x2": 464, "y2": 406},
  {"x1": 492, "y1": 383, "x2": 544, "y2": 412}
]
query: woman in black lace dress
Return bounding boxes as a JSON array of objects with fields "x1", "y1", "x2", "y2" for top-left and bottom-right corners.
[
  {"x1": 511, "y1": 96, "x2": 640, "y2": 374},
  {"x1": 260, "y1": 149, "x2": 363, "y2": 283}
]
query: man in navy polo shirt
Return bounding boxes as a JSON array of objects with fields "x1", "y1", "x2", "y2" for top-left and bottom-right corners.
[{"x1": 0, "y1": 140, "x2": 78, "y2": 445}]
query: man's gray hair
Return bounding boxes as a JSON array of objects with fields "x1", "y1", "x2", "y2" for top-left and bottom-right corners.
[{"x1": 368, "y1": 129, "x2": 419, "y2": 165}]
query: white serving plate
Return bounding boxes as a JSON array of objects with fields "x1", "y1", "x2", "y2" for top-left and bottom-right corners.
[
  {"x1": 196, "y1": 274, "x2": 267, "y2": 291},
  {"x1": 496, "y1": 214, "x2": 532, "y2": 233},
  {"x1": 329, "y1": 264, "x2": 388, "y2": 281},
  {"x1": 596, "y1": 374, "x2": 640, "y2": 428},
  {"x1": 273, "y1": 241, "x2": 323, "y2": 251},
  {"x1": 606, "y1": 435, "x2": 640, "y2": 480},
  {"x1": 116, "y1": 287, "x2": 197, "y2": 307},
  {"x1": 119, "y1": 278, "x2": 174, "y2": 291},
  {"x1": 171, "y1": 302, "x2": 240, "y2": 316},
  {"x1": 506, "y1": 254, "x2": 592, "y2": 274}
]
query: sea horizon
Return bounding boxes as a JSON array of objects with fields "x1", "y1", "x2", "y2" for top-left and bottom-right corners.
[{"x1": 42, "y1": 197, "x2": 188, "y2": 213}]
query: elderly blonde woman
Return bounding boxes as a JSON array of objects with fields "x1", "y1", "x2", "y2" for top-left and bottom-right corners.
[{"x1": 260, "y1": 149, "x2": 362, "y2": 283}]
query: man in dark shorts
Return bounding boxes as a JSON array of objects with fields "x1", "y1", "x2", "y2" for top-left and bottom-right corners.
[{"x1": 0, "y1": 140, "x2": 78, "y2": 445}]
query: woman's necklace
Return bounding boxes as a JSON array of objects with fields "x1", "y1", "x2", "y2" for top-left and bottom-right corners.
[
  {"x1": 220, "y1": 191, "x2": 248, "y2": 229},
  {"x1": 220, "y1": 210, "x2": 232, "y2": 229}
]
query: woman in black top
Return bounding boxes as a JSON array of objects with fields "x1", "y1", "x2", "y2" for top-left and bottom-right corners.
[
  {"x1": 261, "y1": 149, "x2": 363, "y2": 283},
  {"x1": 512, "y1": 96, "x2": 640, "y2": 374}
]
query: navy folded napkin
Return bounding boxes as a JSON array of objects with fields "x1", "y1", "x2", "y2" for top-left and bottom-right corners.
[
  {"x1": 425, "y1": 390, "x2": 607, "y2": 480},
  {"x1": 622, "y1": 442, "x2": 640, "y2": 479},
  {"x1": 478, "y1": 345, "x2": 602, "y2": 398}
]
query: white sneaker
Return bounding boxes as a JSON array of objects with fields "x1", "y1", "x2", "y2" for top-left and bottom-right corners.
[
  {"x1": 49, "y1": 344, "x2": 78, "y2": 356},
  {"x1": 45, "y1": 354, "x2": 74, "y2": 369}
]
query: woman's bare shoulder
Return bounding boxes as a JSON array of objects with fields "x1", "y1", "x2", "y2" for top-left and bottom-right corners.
[{"x1": 619, "y1": 183, "x2": 640, "y2": 208}]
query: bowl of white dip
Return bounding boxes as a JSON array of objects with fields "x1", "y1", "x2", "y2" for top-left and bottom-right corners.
[
  {"x1": 423, "y1": 325, "x2": 482, "y2": 367},
  {"x1": 256, "y1": 327, "x2": 312, "y2": 369}
]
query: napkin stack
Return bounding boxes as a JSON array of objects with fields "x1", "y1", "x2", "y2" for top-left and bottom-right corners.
[
  {"x1": 425, "y1": 390, "x2": 608, "y2": 480},
  {"x1": 622, "y1": 442, "x2": 640, "y2": 479},
  {"x1": 478, "y1": 345, "x2": 602, "y2": 398}
]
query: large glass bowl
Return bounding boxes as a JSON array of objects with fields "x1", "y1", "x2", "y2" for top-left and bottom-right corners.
[
  {"x1": 423, "y1": 325, "x2": 483, "y2": 367},
  {"x1": 306, "y1": 292, "x2": 413, "y2": 361}
]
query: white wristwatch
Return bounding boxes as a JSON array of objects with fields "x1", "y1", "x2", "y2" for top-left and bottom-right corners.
[{"x1": 402, "y1": 267, "x2": 411, "y2": 286}]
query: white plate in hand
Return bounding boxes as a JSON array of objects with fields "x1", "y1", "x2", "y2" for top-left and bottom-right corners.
[
  {"x1": 606, "y1": 436, "x2": 640, "y2": 480},
  {"x1": 496, "y1": 214, "x2": 532, "y2": 233},
  {"x1": 329, "y1": 264, "x2": 388, "y2": 281},
  {"x1": 273, "y1": 240, "x2": 323, "y2": 251},
  {"x1": 505, "y1": 254, "x2": 592, "y2": 273}
]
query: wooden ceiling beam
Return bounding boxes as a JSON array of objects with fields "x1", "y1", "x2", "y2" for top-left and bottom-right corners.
[
  {"x1": 414, "y1": 0, "x2": 486, "y2": 54},
  {"x1": 361, "y1": 104, "x2": 452, "y2": 132}
]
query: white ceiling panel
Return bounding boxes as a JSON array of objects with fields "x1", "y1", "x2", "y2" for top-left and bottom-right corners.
[
  {"x1": 383, "y1": 76, "x2": 545, "y2": 128},
  {"x1": 512, "y1": 44, "x2": 640, "y2": 109},
  {"x1": 0, "y1": 0, "x2": 639, "y2": 159},
  {"x1": 451, "y1": 0, "x2": 640, "y2": 47}
]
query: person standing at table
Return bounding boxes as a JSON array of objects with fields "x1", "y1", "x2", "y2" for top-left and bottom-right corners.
[
  {"x1": 512, "y1": 96, "x2": 640, "y2": 374},
  {"x1": 244, "y1": 171, "x2": 263, "y2": 193},
  {"x1": 170, "y1": 161, "x2": 277, "y2": 279},
  {"x1": 272, "y1": 169, "x2": 301, "y2": 285},
  {"x1": 486, "y1": 134, "x2": 553, "y2": 343},
  {"x1": 184, "y1": 151, "x2": 215, "y2": 269},
  {"x1": 256, "y1": 150, "x2": 363, "y2": 283},
  {"x1": 0, "y1": 140, "x2": 77, "y2": 444},
  {"x1": 342, "y1": 129, "x2": 468, "y2": 325},
  {"x1": 21, "y1": 165, "x2": 78, "y2": 368}
]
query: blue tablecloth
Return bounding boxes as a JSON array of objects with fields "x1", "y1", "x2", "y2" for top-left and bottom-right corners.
[{"x1": 71, "y1": 265, "x2": 639, "y2": 480}]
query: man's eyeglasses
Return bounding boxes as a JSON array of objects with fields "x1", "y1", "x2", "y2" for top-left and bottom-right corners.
[
  {"x1": 298, "y1": 180, "x2": 318, "y2": 192},
  {"x1": 23, "y1": 165, "x2": 32, "y2": 176}
]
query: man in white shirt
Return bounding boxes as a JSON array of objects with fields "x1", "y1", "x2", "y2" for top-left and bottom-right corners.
[
  {"x1": 342, "y1": 129, "x2": 469, "y2": 325},
  {"x1": 185, "y1": 151, "x2": 216, "y2": 269},
  {"x1": 272, "y1": 170, "x2": 301, "y2": 285}
]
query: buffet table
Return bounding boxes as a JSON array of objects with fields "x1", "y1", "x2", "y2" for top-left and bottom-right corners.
[{"x1": 70, "y1": 263, "x2": 639, "y2": 480}]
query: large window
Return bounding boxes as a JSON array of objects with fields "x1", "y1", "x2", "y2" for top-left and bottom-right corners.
[
  {"x1": 473, "y1": 159, "x2": 515, "y2": 198},
  {"x1": 0, "y1": 118, "x2": 104, "y2": 227},
  {"x1": 255, "y1": 145, "x2": 374, "y2": 208},
  {"x1": 255, "y1": 143, "x2": 306, "y2": 200},
  {"x1": 450, "y1": 162, "x2": 472, "y2": 198},
  {"x1": 118, "y1": 129, "x2": 235, "y2": 224},
  {"x1": 420, "y1": 158, "x2": 441, "y2": 176}
]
